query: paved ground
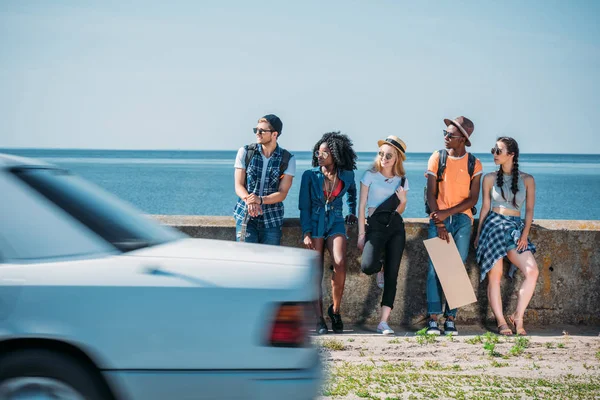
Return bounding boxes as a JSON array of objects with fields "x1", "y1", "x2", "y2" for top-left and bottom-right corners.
[{"x1": 312, "y1": 325, "x2": 600, "y2": 399}]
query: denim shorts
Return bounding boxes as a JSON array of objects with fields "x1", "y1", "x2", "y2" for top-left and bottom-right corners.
[{"x1": 312, "y1": 220, "x2": 347, "y2": 240}]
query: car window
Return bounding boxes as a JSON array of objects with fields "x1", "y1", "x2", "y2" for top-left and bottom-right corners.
[
  {"x1": 11, "y1": 167, "x2": 185, "y2": 252},
  {"x1": 0, "y1": 172, "x2": 116, "y2": 263}
]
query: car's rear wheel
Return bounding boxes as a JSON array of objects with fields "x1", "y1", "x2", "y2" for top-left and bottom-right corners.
[{"x1": 0, "y1": 349, "x2": 109, "y2": 400}]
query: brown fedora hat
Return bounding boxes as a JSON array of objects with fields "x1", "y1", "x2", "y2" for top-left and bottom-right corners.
[
  {"x1": 377, "y1": 135, "x2": 407, "y2": 160},
  {"x1": 443, "y1": 116, "x2": 474, "y2": 147}
]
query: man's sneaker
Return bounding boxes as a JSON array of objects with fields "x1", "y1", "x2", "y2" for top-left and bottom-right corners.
[
  {"x1": 377, "y1": 321, "x2": 394, "y2": 335},
  {"x1": 376, "y1": 270, "x2": 385, "y2": 289},
  {"x1": 425, "y1": 319, "x2": 441, "y2": 335},
  {"x1": 316, "y1": 317, "x2": 328, "y2": 335},
  {"x1": 327, "y1": 304, "x2": 344, "y2": 333},
  {"x1": 443, "y1": 320, "x2": 458, "y2": 336}
]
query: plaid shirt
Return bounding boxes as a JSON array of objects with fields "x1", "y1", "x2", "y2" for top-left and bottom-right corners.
[
  {"x1": 233, "y1": 145, "x2": 286, "y2": 228},
  {"x1": 476, "y1": 211, "x2": 536, "y2": 281}
]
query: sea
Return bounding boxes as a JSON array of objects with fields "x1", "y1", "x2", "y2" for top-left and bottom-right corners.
[{"x1": 2, "y1": 149, "x2": 600, "y2": 221}]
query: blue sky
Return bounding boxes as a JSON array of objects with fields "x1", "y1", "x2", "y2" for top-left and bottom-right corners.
[{"x1": 1, "y1": 0, "x2": 599, "y2": 153}]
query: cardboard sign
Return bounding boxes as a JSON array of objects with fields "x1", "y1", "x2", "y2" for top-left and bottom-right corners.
[{"x1": 423, "y1": 234, "x2": 477, "y2": 309}]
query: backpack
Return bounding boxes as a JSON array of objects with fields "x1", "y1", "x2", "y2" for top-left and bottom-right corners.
[
  {"x1": 244, "y1": 143, "x2": 292, "y2": 179},
  {"x1": 424, "y1": 150, "x2": 477, "y2": 215}
]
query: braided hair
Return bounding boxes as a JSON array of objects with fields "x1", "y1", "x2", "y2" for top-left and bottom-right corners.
[
  {"x1": 495, "y1": 136, "x2": 520, "y2": 208},
  {"x1": 311, "y1": 131, "x2": 357, "y2": 170}
]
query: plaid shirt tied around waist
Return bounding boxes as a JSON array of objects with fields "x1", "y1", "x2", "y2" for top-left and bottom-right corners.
[
  {"x1": 233, "y1": 145, "x2": 285, "y2": 228},
  {"x1": 476, "y1": 211, "x2": 536, "y2": 282}
]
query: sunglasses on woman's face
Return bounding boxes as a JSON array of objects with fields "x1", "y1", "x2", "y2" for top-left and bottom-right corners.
[
  {"x1": 378, "y1": 151, "x2": 394, "y2": 160},
  {"x1": 314, "y1": 150, "x2": 330, "y2": 159},
  {"x1": 491, "y1": 146, "x2": 504, "y2": 155}
]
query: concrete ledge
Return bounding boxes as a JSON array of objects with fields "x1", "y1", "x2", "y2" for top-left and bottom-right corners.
[{"x1": 154, "y1": 215, "x2": 600, "y2": 327}]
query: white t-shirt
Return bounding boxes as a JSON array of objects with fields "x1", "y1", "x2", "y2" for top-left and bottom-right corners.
[
  {"x1": 234, "y1": 146, "x2": 296, "y2": 196},
  {"x1": 360, "y1": 170, "x2": 410, "y2": 209}
]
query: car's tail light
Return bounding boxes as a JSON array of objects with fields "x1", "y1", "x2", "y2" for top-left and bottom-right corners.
[{"x1": 268, "y1": 302, "x2": 308, "y2": 347}]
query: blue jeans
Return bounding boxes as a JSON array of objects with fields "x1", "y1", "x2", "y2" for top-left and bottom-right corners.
[
  {"x1": 426, "y1": 213, "x2": 472, "y2": 318},
  {"x1": 235, "y1": 218, "x2": 282, "y2": 245}
]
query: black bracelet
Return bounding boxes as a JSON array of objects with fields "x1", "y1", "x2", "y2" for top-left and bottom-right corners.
[{"x1": 260, "y1": 196, "x2": 264, "y2": 205}]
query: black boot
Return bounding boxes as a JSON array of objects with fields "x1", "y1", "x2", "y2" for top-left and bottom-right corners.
[{"x1": 327, "y1": 304, "x2": 344, "y2": 333}]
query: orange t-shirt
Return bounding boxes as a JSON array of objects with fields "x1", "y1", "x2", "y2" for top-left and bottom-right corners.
[{"x1": 426, "y1": 151, "x2": 483, "y2": 220}]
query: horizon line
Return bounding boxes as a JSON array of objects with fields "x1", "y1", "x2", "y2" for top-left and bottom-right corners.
[{"x1": 1, "y1": 147, "x2": 600, "y2": 156}]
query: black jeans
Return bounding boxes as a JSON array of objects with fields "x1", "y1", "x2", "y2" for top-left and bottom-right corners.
[{"x1": 360, "y1": 212, "x2": 406, "y2": 309}]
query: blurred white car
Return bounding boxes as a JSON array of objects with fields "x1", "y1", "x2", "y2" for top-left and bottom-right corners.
[{"x1": 0, "y1": 153, "x2": 322, "y2": 400}]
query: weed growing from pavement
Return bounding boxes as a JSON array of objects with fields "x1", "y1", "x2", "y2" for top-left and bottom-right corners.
[
  {"x1": 466, "y1": 335, "x2": 483, "y2": 345},
  {"x1": 557, "y1": 343, "x2": 565, "y2": 349},
  {"x1": 484, "y1": 342, "x2": 502, "y2": 357},
  {"x1": 320, "y1": 338, "x2": 345, "y2": 351},
  {"x1": 596, "y1": 351, "x2": 600, "y2": 361},
  {"x1": 491, "y1": 360, "x2": 509, "y2": 368},
  {"x1": 388, "y1": 338, "x2": 400, "y2": 344},
  {"x1": 545, "y1": 342, "x2": 555, "y2": 349},
  {"x1": 347, "y1": 338, "x2": 354, "y2": 342},
  {"x1": 415, "y1": 327, "x2": 437, "y2": 345},
  {"x1": 509, "y1": 336, "x2": 530, "y2": 357}
]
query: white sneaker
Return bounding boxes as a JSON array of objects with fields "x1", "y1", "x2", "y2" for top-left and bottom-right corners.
[
  {"x1": 377, "y1": 321, "x2": 394, "y2": 335},
  {"x1": 376, "y1": 270, "x2": 385, "y2": 289}
]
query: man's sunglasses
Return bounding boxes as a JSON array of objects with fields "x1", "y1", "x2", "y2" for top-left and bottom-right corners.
[
  {"x1": 378, "y1": 151, "x2": 394, "y2": 160},
  {"x1": 314, "y1": 151, "x2": 330, "y2": 159},
  {"x1": 491, "y1": 146, "x2": 505, "y2": 155},
  {"x1": 443, "y1": 130, "x2": 463, "y2": 139},
  {"x1": 253, "y1": 128, "x2": 273, "y2": 135}
]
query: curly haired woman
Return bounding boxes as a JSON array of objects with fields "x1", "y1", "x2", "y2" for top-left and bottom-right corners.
[
  {"x1": 299, "y1": 132, "x2": 358, "y2": 334},
  {"x1": 475, "y1": 137, "x2": 538, "y2": 336}
]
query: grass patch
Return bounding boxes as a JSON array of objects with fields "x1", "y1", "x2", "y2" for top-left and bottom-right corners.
[
  {"x1": 557, "y1": 343, "x2": 565, "y2": 349},
  {"x1": 322, "y1": 363, "x2": 600, "y2": 398},
  {"x1": 596, "y1": 351, "x2": 600, "y2": 361},
  {"x1": 388, "y1": 338, "x2": 400, "y2": 344},
  {"x1": 320, "y1": 338, "x2": 345, "y2": 351},
  {"x1": 545, "y1": 342, "x2": 555, "y2": 349},
  {"x1": 347, "y1": 338, "x2": 355, "y2": 343},
  {"x1": 423, "y1": 360, "x2": 443, "y2": 370}
]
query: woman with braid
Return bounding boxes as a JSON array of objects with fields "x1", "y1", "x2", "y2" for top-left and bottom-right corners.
[
  {"x1": 475, "y1": 137, "x2": 538, "y2": 336},
  {"x1": 299, "y1": 132, "x2": 357, "y2": 334}
]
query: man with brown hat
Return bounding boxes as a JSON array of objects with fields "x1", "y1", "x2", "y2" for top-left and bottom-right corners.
[{"x1": 424, "y1": 116, "x2": 483, "y2": 335}]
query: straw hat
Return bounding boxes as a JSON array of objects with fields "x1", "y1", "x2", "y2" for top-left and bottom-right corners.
[{"x1": 377, "y1": 135, "x2": 407, "y2": 160}]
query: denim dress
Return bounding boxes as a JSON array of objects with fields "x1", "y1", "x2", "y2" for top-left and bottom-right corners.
[{"x1": 298, "y1": 168, "x2": 357, "y2": 239}]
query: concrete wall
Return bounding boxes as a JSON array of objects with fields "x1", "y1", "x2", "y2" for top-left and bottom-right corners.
[{"x1": 155, "y1": 216, "x2": 600, "y2": 327}]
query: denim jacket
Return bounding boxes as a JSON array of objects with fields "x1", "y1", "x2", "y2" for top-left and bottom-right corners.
[{"x1": 298, "y1": 167, "x2": 357, "y2": 237}]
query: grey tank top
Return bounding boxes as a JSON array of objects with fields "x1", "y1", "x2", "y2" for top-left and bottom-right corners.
[{"x1": 491, "y1": 173, "x2": 526, "y2": 211}]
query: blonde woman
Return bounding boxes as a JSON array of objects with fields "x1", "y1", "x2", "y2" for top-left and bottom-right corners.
[{"x1": 358, "y1": 136, "x2": 408, "y2": 335}]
